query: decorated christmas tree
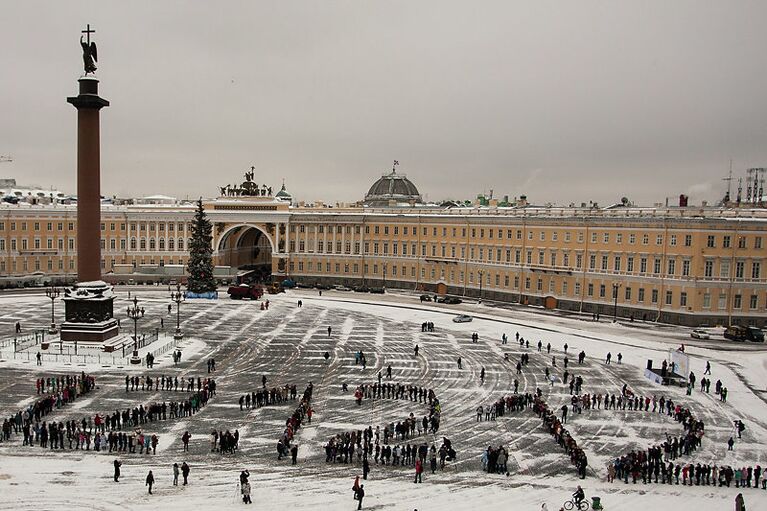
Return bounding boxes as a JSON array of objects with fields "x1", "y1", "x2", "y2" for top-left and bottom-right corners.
[{"x1": 187, "y1": 199, "x2": 217, "y2": 294}]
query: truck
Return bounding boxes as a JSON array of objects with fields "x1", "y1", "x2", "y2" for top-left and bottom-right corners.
[
  {"x1": 227, "y1": 283, "x2": 264, "y2": 300},
  {"x1": 724, "y1": 325, "x2": 765, "y2": 342}
]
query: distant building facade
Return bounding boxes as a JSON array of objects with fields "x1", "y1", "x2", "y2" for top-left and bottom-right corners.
[{"x1": 1, "y1": 173, "x2": 765, "y2": 328}]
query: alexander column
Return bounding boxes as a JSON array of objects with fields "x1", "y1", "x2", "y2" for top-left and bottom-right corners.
[{"x1": 60, "y1": 25, "x2": 119, "y2": 343}]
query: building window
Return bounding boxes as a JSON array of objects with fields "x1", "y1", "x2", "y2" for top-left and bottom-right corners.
[
  {"x1": 653, "y1": 258, "x2": 661, "y2": 274},
  {"x1": 587, "y1": 283, "x2": 594, "y2": 296},
  {"x1": 680, "y1": 292, "x2": 687, "y2": 307},
  {"x1": 707, "y1": 235, "x2": 715, "y2": 248},
  {"x1": 665, "y1": 291, "x2": 673, "y2": 306},
  {"x1": 682, "y1": 260, "x2": 691, "y2": 277},
  {"x1": 667, "y1": 259, "x2": 675, "y2": 275},
  {"x1": 736, "y1": 261, "x2": 745, "y2": 279},
  {"x1": 627, "y1": 257, "x2": 634, "y2": 272},
  {"x1": 616, "y1": 233, "x2": 622, "y2": 244},
  {"x1": 574, "y1": 282, "x2": 581, "y2": 296},
  {"x1": 603, "y1": 233, "x2": 609, "y2": 243},
  {"x1": 629, "y1": 234, "x2": 636, "y2": 244},
  {"x1": 684, "y1": 235, "x2": 692, "y2": 247},
  {"x1": 733, "y1": 294, "x2": 742, "y2": 309},
  {"x1": 599, "y1": 284, "x2": 606, "y2": 298},
  {"x1": 642, "y1": 234, "x2": 649, "y2": 245},
  {"x1": 723, "y1": 235, "x2": 731, "y2": 248},
  {"x1": 702, "y1": 293, "x2": 711, "y2": 308},
  {"x1": 625, "y1": 287, "x2": 632, "y2": 300},
  {"x1": 591, "y1": 232, "x2": 597, "y2": 243},
  {"x1": 752, "y1": 262, "x2": 761, "y2": 279},
  {"x1": 738, "y1": 237, "x2": 746, "y2": 249},
  {"x1": 614, "y1": 256, "x2": 621, "y2": 271},
  {"x1": 704, "y1": 260, "x2": 713, "y2": 278},
  {"x1": 750, "y1": 294, "x2": 758, "y2": 309},
  {"x1": 755, "y1": 237, "x2": 762, "y2": 249},
  {"x1": 651, "y1": 289, "x2": 658, "y2": 303}
]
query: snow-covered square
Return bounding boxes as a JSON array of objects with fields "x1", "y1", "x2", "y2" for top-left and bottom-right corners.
[{"x1": 1, "y1": 289, "x2": 766, "y2": 511}]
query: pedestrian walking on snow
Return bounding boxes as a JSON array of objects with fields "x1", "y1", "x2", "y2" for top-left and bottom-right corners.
[
  {"x1": 172, "y1": 463, "x2": 179, "y2": 486},
  {"x1": 113, "y1": 459, "x2": 121, "y2": 482},
  {"x1": 356, "y1": 484, "x2": 365, "y2": 509},
  {"x1": 181, "y1": 462, "x2": 190, "y2": 485},
  {"x1": 146, "y1": 470, "x2": 155, "y2": 494},
  {"x1": 735, "y1": 493, "x2": 745, "y2": 511}
]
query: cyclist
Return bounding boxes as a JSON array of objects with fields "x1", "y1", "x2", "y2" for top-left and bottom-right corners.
[{"x1": 573, "y1": 486, "x2": 585, "y2": 508}]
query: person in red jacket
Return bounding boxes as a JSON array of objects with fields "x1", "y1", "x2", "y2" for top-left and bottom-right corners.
[{"x1": 415, "y1": 458, "x2": 424, "y2": 483}]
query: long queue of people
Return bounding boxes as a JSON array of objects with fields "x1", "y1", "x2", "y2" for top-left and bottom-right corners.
[
  {"x1": 276, "y1": 382, "x2": 314, "y2": 462},
  {"x1": 608, "y1": 454, "x2": 767, "y2": 490},
  {"x1": 124, "y1": 374, "x2": 206, "y2": 393},
  {"x1": 239, "y1": 384, "x2": 298, "y2": 410},
  {"x1": 6, "y1": 378, "x2": 214, "y2": 456},
  {"x1": 534, "y1": 392, "x2": 589, "y2": 478},
  {"x1": 2, "y1": 372, "x2": 97, "y2": 443}
]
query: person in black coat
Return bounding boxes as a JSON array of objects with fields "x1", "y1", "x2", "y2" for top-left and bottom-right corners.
[
  {"x1": 356, "y1": 484, "x2": 365, "y2": 510},
  {"x1": 113, "y1": 459, "x2": 121, "y2": 482},
  {"x1": 146, "y1": 470, "x2": 155, "y2": 494}
]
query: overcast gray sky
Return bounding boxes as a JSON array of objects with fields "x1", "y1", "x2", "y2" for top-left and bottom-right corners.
[{"x1": 2, "y1": 1, "x2": 766, "y2": 206}]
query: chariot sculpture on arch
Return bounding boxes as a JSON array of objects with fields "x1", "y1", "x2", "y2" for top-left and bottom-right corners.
[{"x1": 219, "y1": 165, "x2": 273, "y2": 197}]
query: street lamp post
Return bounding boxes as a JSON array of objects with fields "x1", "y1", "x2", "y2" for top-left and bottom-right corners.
[
  {"x1": 382, "y1": 262, "x2": 387, "y2": 291},
  {"x1": 45, "y1": 286, "x2": 60, "y2": 335},
  {"x1": 478, "y1": 270, "x2": 484, "y2": 302},
  {"x1": 126, "y1": 297, "x2": 144, "y2": 364},
  {"x1": 170, "y1": 284, "x2": 185, "y2": 340},
  {"x1": 612, "y1": 282, "x2": 622, "y2": 322}
]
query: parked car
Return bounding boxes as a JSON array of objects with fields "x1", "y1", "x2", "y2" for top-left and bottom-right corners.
[
  {"x1": 452, "y1": 314, "x2": 473, "y2": 323},
  {"x1": 437, "y1": 296, "x2": 462, "y2": 304},
  {"x1": 724, "y1": 325, "x2": 765, "y2": 342},
  {"x1": 352, "y1": 285, "x2": 370, "y2": 293},
  {"x1": 333, "y1": 285, "x2": 352, "y2": 291},
  {"x1": 690, "y1": 329, "x2": 710, "y2": 339},
  {"x1": 419, "y1": 294, "x2": 433, "y2": 302},
  {"x1": 369, "y1": 287, "x2": 385, "y2": 294}
]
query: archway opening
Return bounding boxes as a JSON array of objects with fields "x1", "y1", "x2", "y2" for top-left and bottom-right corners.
[{"x1": 217, "y1": 226, "x2": 273, "y2": 283}]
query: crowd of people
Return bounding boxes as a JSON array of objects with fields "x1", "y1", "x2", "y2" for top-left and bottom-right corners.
[
  {"x1": 210, "y1": 429, "x2": 239, "y2": 454},
  {"x1": 6, "y1": 376, "x2": 215, "y2": 456},
  {"x1": 2, "y1": 372, "x2": 97, "y2": 444},
  {"x1": 481, "y1": 444, "x2": 510, "y2": 474}
]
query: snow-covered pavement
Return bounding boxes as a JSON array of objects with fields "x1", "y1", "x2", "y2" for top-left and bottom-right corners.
[{"x1": 0, "y1": 288, "x2": 765, "y2": 510}]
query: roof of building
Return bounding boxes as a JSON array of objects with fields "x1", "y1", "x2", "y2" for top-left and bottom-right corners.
[{"x1": 363, "y1": 169, "x2": 422, "y2": 206}]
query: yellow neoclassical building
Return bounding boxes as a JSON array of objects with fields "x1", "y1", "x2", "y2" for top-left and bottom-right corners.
[{"x1": 1, "y1": 170, "x2": 765, "y2": 328}]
